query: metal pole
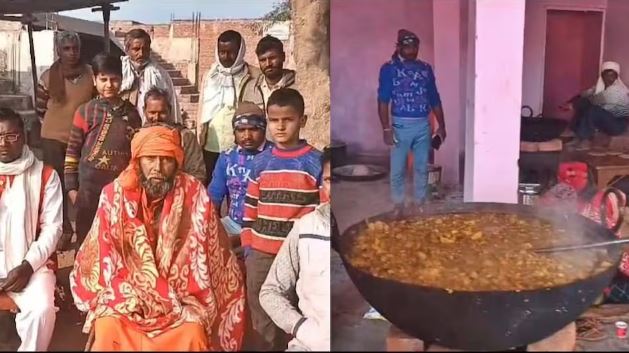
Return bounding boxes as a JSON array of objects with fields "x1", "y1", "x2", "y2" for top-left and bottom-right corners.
[
  {"x1": 103, "y1": 6, "x2": 111, "y2": 53},
  {"x1": 26, "y1": 18, "x2": 38, "y2": 109}
]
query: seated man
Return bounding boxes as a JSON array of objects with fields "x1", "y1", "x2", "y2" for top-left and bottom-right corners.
[
  {"x1": 70, "y1": 125, "x2": 245, "y2": 351},
  {"x1": 0, "y1": 107, "x2": 63, "y2": 351},
  {"x1": 259, "y1": 148, "x2": 331, "y2": 351},
  {"x1": 142, "y1": 87, "x2": 206, "y2": 183}
]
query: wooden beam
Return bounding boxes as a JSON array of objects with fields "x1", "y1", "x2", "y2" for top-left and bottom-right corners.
[
  {"x1": 0, "y1": 0, "x2": 127, "y2": 15},
  {"x1": 24, "y1": 15, "x2": 39, "y2": 110},
  {"x1": 92, "y1": 3, "x2": 119, "y2": 53}
]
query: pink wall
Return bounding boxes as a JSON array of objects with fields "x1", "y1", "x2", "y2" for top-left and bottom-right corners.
[
  {"x1": 330, "y1": 0, "x2": 434, "y2": 158},
  {"x1": 521, "y1": 0, "x2": 607, "y2": 115},
  {"x1": 433, "y1": 0, "x2": 464, "y2": 185},
  {"x1": 465, "y1": 0, "x2": 526, "y2": 204},
  {"x1": 604, "y1": 0, "x2": 629, "y2": 84}
]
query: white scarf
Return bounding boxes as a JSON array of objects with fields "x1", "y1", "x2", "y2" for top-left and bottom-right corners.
[
  {"x1": 0, "y1": 146, "x2": 43, "y2": 271},
  {"x1": 591, "y1": 61, "x2": 629, "y2": 117},
  {"x1": 199, "y1": 40, "x2": 248, "y2": 125},
  {"x1": 120, "y1": 56, "x2": 181, "y2": 124}
]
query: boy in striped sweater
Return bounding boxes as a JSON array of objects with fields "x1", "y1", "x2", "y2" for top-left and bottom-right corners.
[{"x1": 241, "y1": 88, "x2": 322, "y2": 351}]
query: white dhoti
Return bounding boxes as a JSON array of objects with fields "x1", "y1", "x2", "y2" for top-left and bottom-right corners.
[{"x1": 5, "y1": 269, "x2": 57, "y2": 351}]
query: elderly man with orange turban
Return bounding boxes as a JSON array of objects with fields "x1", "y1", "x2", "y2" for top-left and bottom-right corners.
[{"x1": 69, "y1": 125, "x2": 246, "y2": 351}]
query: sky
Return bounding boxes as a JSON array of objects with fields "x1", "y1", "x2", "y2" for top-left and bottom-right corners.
[{"x1": 60, "y1": 0, "x2": 280, "y2": 23}]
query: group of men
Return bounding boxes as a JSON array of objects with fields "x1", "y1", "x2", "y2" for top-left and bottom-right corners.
[{"x1": 0, "y1": 26, "x2": 329, "y2": 352}]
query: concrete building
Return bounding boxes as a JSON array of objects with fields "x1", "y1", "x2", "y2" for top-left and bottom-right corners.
[{"x1": 331, "y1": 0, "x2": 629, "y2": 203}]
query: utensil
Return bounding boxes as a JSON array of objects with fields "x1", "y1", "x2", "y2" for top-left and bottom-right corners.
[
  {"x1": 337, "y1": 203, "x2": 622, "y2": 350},
  {"x1": 533, "y1": 238, "x2": 629, "y2": 254}
]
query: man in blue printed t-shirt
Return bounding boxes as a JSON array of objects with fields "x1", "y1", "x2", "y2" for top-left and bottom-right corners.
[
  {"x1": 377, "y1": 29, "x2": 447, "y2": 218},
  {"x1": 208, "y1": 102, "x2": 272, "y2": 246}
]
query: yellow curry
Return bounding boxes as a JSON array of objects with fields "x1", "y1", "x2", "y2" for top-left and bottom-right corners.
[{"x1": 348, "y1": 213, "x2": 615, "y2": 292}]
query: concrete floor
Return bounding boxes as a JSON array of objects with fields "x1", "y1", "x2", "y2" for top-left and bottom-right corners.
[
  {"x1": 330, "y1": 176, "x2": 463, "y2": 351},
  {"x1": 331, "y1": 176, "x2": 629, "y2": 351}
]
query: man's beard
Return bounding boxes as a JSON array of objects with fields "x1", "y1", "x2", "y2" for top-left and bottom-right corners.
[{"x1": 141, "y1": 175, "x2": 175, "y2": 199}]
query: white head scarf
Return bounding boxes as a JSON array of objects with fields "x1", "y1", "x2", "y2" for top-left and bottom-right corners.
[
  {"x1": 594, "y1": 61, "x2": 628, "y2": 94},
  {"x1": 590, "y1": 61, "x2": 629, "y2": 117},
  {"x1": 199, "y1": 39, "x2": 248, "y2": 125}
]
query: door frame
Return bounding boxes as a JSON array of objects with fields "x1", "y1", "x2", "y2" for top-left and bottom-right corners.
[{"x1": 538, "y1": 5, "x2": 606, "y2": 111}]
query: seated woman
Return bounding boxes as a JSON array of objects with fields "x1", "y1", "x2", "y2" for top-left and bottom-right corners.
[{"x1": 561, "y1": 61, "x2": 629, "y2": 150}]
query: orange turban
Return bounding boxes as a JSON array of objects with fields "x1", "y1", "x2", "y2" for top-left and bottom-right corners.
[{"x1": 118, "y1": 125, "x2": 184, "y2": 189}]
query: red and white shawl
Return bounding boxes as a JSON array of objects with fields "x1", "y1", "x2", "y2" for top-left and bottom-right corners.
[{"x1": 69, "y1": 172, "x2": 245, "y2": 350}]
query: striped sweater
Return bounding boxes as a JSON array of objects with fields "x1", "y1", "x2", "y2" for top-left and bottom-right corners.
[{"x1": 241, "y1": 141, "x2": 322, "y2": 254}]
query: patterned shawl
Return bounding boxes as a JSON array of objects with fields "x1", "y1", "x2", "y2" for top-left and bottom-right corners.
[{"x1": 69, "y1": 172, "x2": 245, "y2": 350}]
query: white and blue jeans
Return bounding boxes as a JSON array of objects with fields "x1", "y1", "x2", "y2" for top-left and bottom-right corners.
[{"x1": 390, "y1": 117, "x2": 431, "y2": 205}]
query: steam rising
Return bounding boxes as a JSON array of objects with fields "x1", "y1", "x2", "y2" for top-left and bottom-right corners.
[{"x1": 347, "y1": 202, "x2": 620, "y2": 292}]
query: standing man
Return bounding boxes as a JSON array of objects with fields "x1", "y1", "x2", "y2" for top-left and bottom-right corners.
[
  {"x1": 241, "y1": 35, "x2": 296, "y2": 111},
  {"x1": 197, "y1": 30, "x2": 260, "y2": 184},
  {"x1": 0, "y1": 108, "x2": 63, "y2": 351},
  {"x1": 119, "y1": 28, "x2": 180, "y2": 124},
  {"x1": 209, "y1": 102, "x2": 272, "y2": 240},
  {"x1": 36, "y1": 31, "x2": 94, "y2": 241},
  {"x1": 377, "y1": 29, "x2": 446, "y2": 217}
]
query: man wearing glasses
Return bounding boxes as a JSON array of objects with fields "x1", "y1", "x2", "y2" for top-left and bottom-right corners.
[{"x1": 0, "y1": 107, "x2": 63, "y2": 351}]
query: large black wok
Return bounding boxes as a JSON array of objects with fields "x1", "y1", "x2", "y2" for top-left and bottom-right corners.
[{"x1": 337, "y1": 202, "x2": 623, "y2": 351}]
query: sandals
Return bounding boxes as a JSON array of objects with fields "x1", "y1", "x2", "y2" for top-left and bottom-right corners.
[{"x1": 576, "y1": 317, "x2": 608, "y2": 342}]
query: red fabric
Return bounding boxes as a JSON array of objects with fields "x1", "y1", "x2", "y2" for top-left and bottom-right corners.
[
  {"x1": 0, "y1": 165, "x2": 58, "y2": 272},
  {"x1": 70, "y1": 173, "x2": 245, "y2": 350},
  {"x1": 557, "y1": 162, "x2": 589, "y2": 192}
]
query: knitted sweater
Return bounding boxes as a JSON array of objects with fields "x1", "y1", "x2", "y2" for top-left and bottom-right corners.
[{"x1": 241, "y1": 141, "x2": 322, "y2": 254}]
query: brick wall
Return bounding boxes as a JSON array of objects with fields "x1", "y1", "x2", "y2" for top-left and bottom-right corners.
[{"x1": 110, "y1": 20, "x2": 291, "y2": 85}]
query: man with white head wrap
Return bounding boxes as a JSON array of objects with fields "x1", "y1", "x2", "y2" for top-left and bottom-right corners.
[
  {"x1": 564, "y1": 61, "x2": 629, "y2": 149},
  {"x1": 196, "y1": 30, "x2": 260, "y2": 184},
  {"x1": 119, "y1": 28, "x2": 181, "y2": 125}
]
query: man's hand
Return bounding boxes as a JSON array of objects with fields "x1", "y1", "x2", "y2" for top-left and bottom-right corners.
[
  {"x1": 383, "y1": 129, "x2": 395, "y2": 146},
  {"x1": 68, "y1": 190, "x2": 78, "y2": 205},
  {"x1": 1, "y1": 261, "x2": 34, "y2": 293},
  {"x1": 436, "y1": 127, "x2": 447, "y2": 143}
]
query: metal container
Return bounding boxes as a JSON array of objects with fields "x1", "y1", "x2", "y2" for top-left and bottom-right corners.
[
  {"x1": 428, "y1": 164, "x2": 442, "y2": 198},
  {"x1": 518, "y1": 183, "x2": 541, "y2": 205},
  {"x1": 337, "y1": 202, "x2": 622, "y2": 350}
]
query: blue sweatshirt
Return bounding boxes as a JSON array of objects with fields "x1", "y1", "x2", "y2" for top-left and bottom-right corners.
[
  {"x1": 377, "y1": 57, "x2": 442, "y2": 118},
  {"x1": 208, "y1": 141, "x2": 273, "y2": 225}
]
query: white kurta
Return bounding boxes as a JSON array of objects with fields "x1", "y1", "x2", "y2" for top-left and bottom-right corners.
[{"x1": 0, "y1": 164, "x2": 63, "y2": 351}]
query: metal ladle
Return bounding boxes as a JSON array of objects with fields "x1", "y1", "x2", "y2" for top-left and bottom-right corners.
[{"x1": 533, "y1": 238, "x2": 629, "y2": 254}]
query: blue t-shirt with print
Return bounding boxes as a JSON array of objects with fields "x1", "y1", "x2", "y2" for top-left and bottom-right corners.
[
  {"x1": 377, "y1": 57, "x2": 442, "y2": 118},
  {"x1": 208, "y1": 141, "x2": 273, "y2": 225}
]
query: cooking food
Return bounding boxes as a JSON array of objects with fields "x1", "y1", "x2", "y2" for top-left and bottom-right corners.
[{"x1": 348, "y1": 213, "x2": 615, "y2": 292}]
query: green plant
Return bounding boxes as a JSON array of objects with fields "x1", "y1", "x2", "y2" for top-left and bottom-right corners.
[{"x1": 263, "y1": 0, "x2": 291, "y2": 23}]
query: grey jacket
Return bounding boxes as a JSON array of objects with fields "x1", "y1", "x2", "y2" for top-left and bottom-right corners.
[{"x1": 259, "y1": 203, "x2": 330, "y2": 351}]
